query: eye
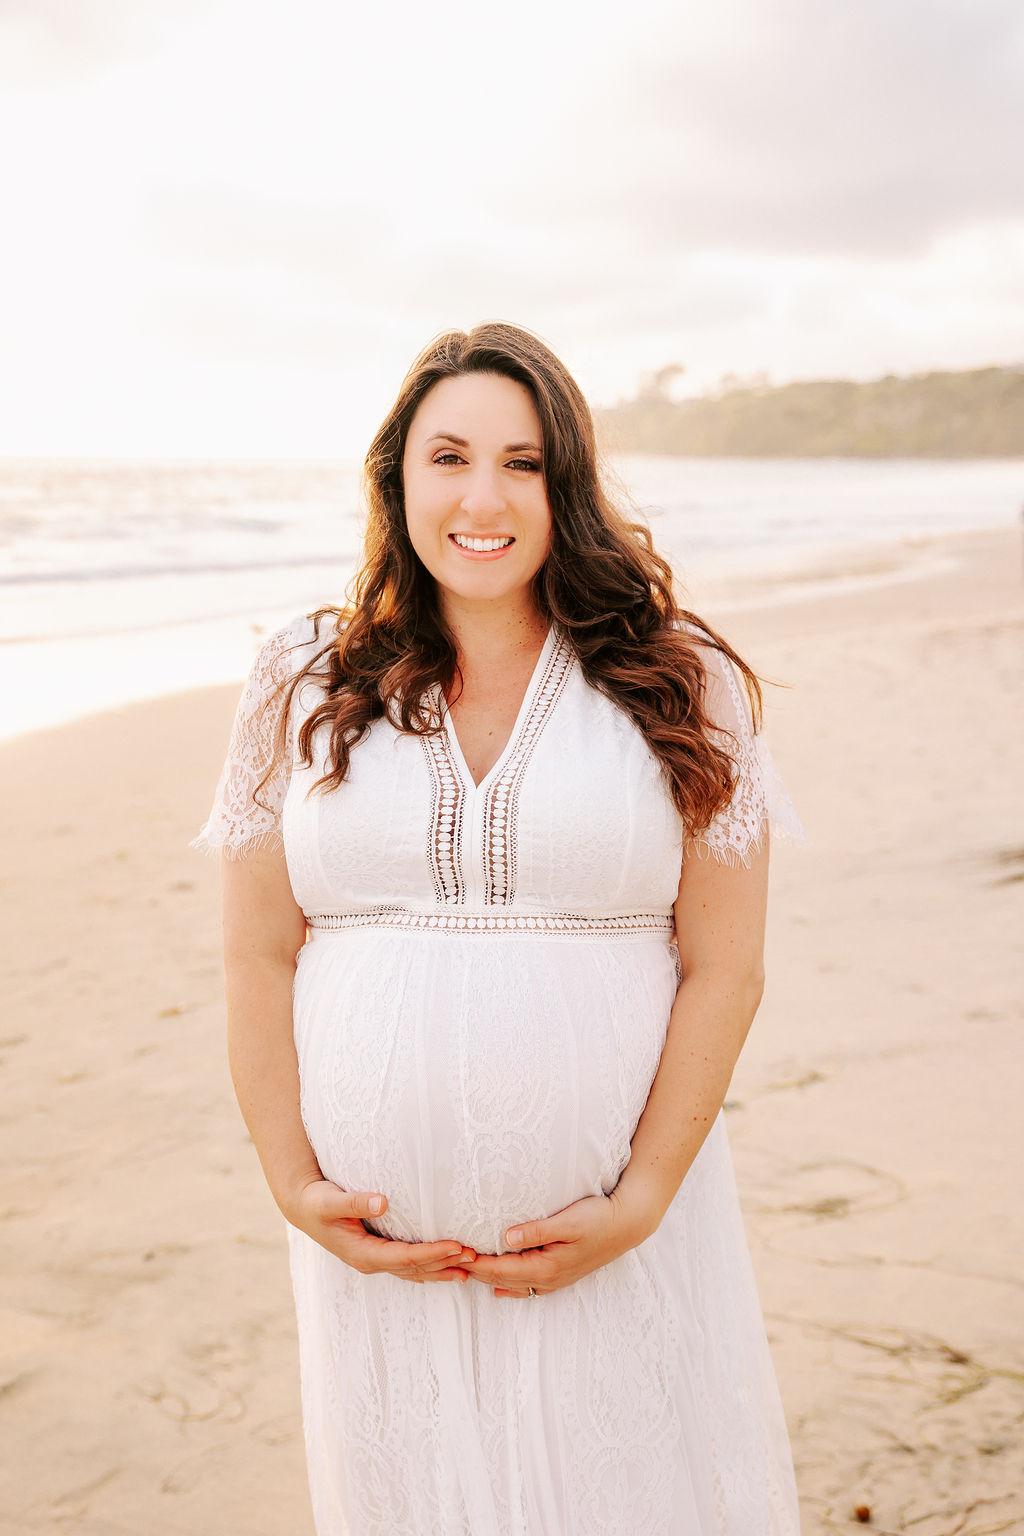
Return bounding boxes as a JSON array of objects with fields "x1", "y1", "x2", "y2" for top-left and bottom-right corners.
[
  {"x1": 508, "y1": 458, "x2": 542, "y2": 474},
  {"x1": 432, "y1": 451, "x2": 464, "y2": 467}
]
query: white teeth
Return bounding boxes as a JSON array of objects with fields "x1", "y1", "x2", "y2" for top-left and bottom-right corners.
[{"x1": 452, "y1": 534, "x2": 513, "y2": 551}]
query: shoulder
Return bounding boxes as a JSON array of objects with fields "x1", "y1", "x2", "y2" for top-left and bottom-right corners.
[
  {"x1": 252, "y1": 610, "x2": 340, "y2": 687},
  {"x1": 672, "y1": 617, "x2": 755, "y2": 735},
  {"x1": 672, "y1": 616, "x2": 737, "y2": 682},
  {"x1": 229, "y1": 611, "x2": 341, "y2": 733},
  {"x1": 674, "y1": 614, "x2": 722, "y2": 660}
]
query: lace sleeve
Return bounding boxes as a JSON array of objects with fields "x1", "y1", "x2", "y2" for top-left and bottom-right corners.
[
  {"x1": 190, "y1": 614, "x2": 320, "y2": 860},
  {"x1": 685, "y1": 641, "x2": 806, "y2": 868}
]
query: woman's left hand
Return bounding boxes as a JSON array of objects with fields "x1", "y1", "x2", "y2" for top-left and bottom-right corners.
[{"x1": 462, "y1": 1188, "x2": 654, "y2": 1298}]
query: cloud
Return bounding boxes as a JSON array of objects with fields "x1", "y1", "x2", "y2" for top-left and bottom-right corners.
[
  {"x1": 0, "y1": 0, "x2": 206, "y2": 87},
  {"x1": 2, "y1": 0, "x2": 1023, "y2": 452},
  {"x1": 507, "y1": 0, "x2": 1024, "y2": 258},
  {"x1": 139, "y1": 180, "x2": 774, "y2": 388}
]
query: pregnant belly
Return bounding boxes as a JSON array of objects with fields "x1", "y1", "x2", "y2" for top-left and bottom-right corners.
[{"x1": 293, "y1": 929, "x2": 676, "y2": 1255}]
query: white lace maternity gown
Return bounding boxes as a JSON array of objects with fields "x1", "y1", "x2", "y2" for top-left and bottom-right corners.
[{"x1": 195, "y1": 613, "x2": 803, "y2": 1536}]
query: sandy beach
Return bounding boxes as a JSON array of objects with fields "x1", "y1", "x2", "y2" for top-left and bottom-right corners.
[{"x1": 1, "y1": 524, "x2": 1021, "y2": 1536}]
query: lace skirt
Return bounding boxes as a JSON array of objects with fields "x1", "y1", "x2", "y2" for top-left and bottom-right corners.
[{"x1": 288, "y1": 925, "x2": 801, "y2": 1535}]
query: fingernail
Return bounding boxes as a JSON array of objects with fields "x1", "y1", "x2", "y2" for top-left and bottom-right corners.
[
  {"x1": 368, "y1": 1195, "x2": 383, "y2": 1215},
  {"x1": 507, "y1": 1228, "x2": 523, "y2": 1247}
]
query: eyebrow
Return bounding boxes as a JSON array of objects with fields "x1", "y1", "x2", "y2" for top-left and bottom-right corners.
[{"x1": 424, "y1": 432, "x2": 542, "y2": 454}]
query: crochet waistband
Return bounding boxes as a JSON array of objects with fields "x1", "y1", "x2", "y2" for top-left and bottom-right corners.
[{"x1": 304, "y1": 908, "x2": 674, "y2": 938}]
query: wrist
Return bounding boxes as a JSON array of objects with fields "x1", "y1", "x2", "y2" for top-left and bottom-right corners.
[
  {"x1": 611, "y1": 1170, "x2": 671, "y2": 1246},
  {"x1": 266, "y1": 1161, "x2": 325, "y2": 1225}
]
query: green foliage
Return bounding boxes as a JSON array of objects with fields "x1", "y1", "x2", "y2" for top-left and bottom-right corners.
[{"x1": 595, "y1": 366, "x2": 1024, "y2": 457}]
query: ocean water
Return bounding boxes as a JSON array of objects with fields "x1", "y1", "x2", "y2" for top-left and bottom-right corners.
[{"x1": 1, "y1": 455, "x2": 1021, "y2": 740}]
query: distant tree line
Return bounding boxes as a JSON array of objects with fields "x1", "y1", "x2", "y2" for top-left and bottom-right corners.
[{"x1": 594, "y1": 365, "x2": 1024, "y2": 457}]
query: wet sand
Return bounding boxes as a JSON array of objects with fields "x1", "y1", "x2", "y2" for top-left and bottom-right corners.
[{"x1": 1, "y1": 526, "x2": 1021, "y2": 1534}]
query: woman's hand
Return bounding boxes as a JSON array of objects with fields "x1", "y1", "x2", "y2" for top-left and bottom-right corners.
[
  {"x1": 286, "y1": 1179, "x2": 477, "y2": 1284},
  {"x1": 462, "y1": 1187, "x2": 655, "y2": 1298}
]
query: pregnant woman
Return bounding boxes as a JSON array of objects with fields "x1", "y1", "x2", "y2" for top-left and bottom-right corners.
[{"x1": 195, "y1": 322, "x2": 803, "y2": 1534}]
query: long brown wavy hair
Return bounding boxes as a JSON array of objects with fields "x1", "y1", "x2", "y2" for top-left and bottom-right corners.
[{"x1": 275, "y1": 321, "x2": 762, "y2": 838}]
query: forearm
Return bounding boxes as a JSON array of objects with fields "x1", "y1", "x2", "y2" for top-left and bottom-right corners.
[
  {"x1": 615, "y1": 965, "x2": 764, "y2": 1238},
  {"x1": 224, "y1": 952, "x2": 322, "y2": 1216}
]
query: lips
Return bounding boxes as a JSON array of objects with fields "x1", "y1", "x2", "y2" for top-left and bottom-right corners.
[{"x1": 449, "y1": 534, "x2": 515, "y2": 552}]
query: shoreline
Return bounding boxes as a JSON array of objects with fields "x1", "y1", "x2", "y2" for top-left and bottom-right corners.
[
  {"x1": 3, "y1": 524, "x2": 1016, "y2": 747},
  {"x1": 1, "y1": 524, "x2": 1022, "y2": 1533}
]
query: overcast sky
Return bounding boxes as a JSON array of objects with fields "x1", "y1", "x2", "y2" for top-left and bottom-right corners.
[{"x1": 1, "y1": 0, "x2": 1022, "y2": 457}]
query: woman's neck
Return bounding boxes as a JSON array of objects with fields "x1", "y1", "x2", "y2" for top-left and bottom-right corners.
[{"x1": 440, "y1": 595, "x2": 550, "y2": 675}]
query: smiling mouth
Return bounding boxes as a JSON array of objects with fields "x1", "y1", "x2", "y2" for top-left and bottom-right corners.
[{"x1": 449, "y1": 534, "x2": 515, "y2": 552}]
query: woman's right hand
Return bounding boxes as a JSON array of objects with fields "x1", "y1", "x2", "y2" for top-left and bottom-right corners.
[{"x1": 285, "y1": 1178, "x2": 476, "y2": 1283}]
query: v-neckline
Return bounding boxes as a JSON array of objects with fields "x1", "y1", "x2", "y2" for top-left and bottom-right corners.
[{"x1": 440, "y1": 625, "x2": 557, "y2": 794}]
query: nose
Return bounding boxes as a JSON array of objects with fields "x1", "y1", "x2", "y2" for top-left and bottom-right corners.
[{"x1": 459, "y1": 466, "x2": 507, "y2": 520}]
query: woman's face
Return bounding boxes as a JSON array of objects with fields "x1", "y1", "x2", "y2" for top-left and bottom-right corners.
[{"x1": 401, "y1": 371, "x2": 552, "y2": 618}]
